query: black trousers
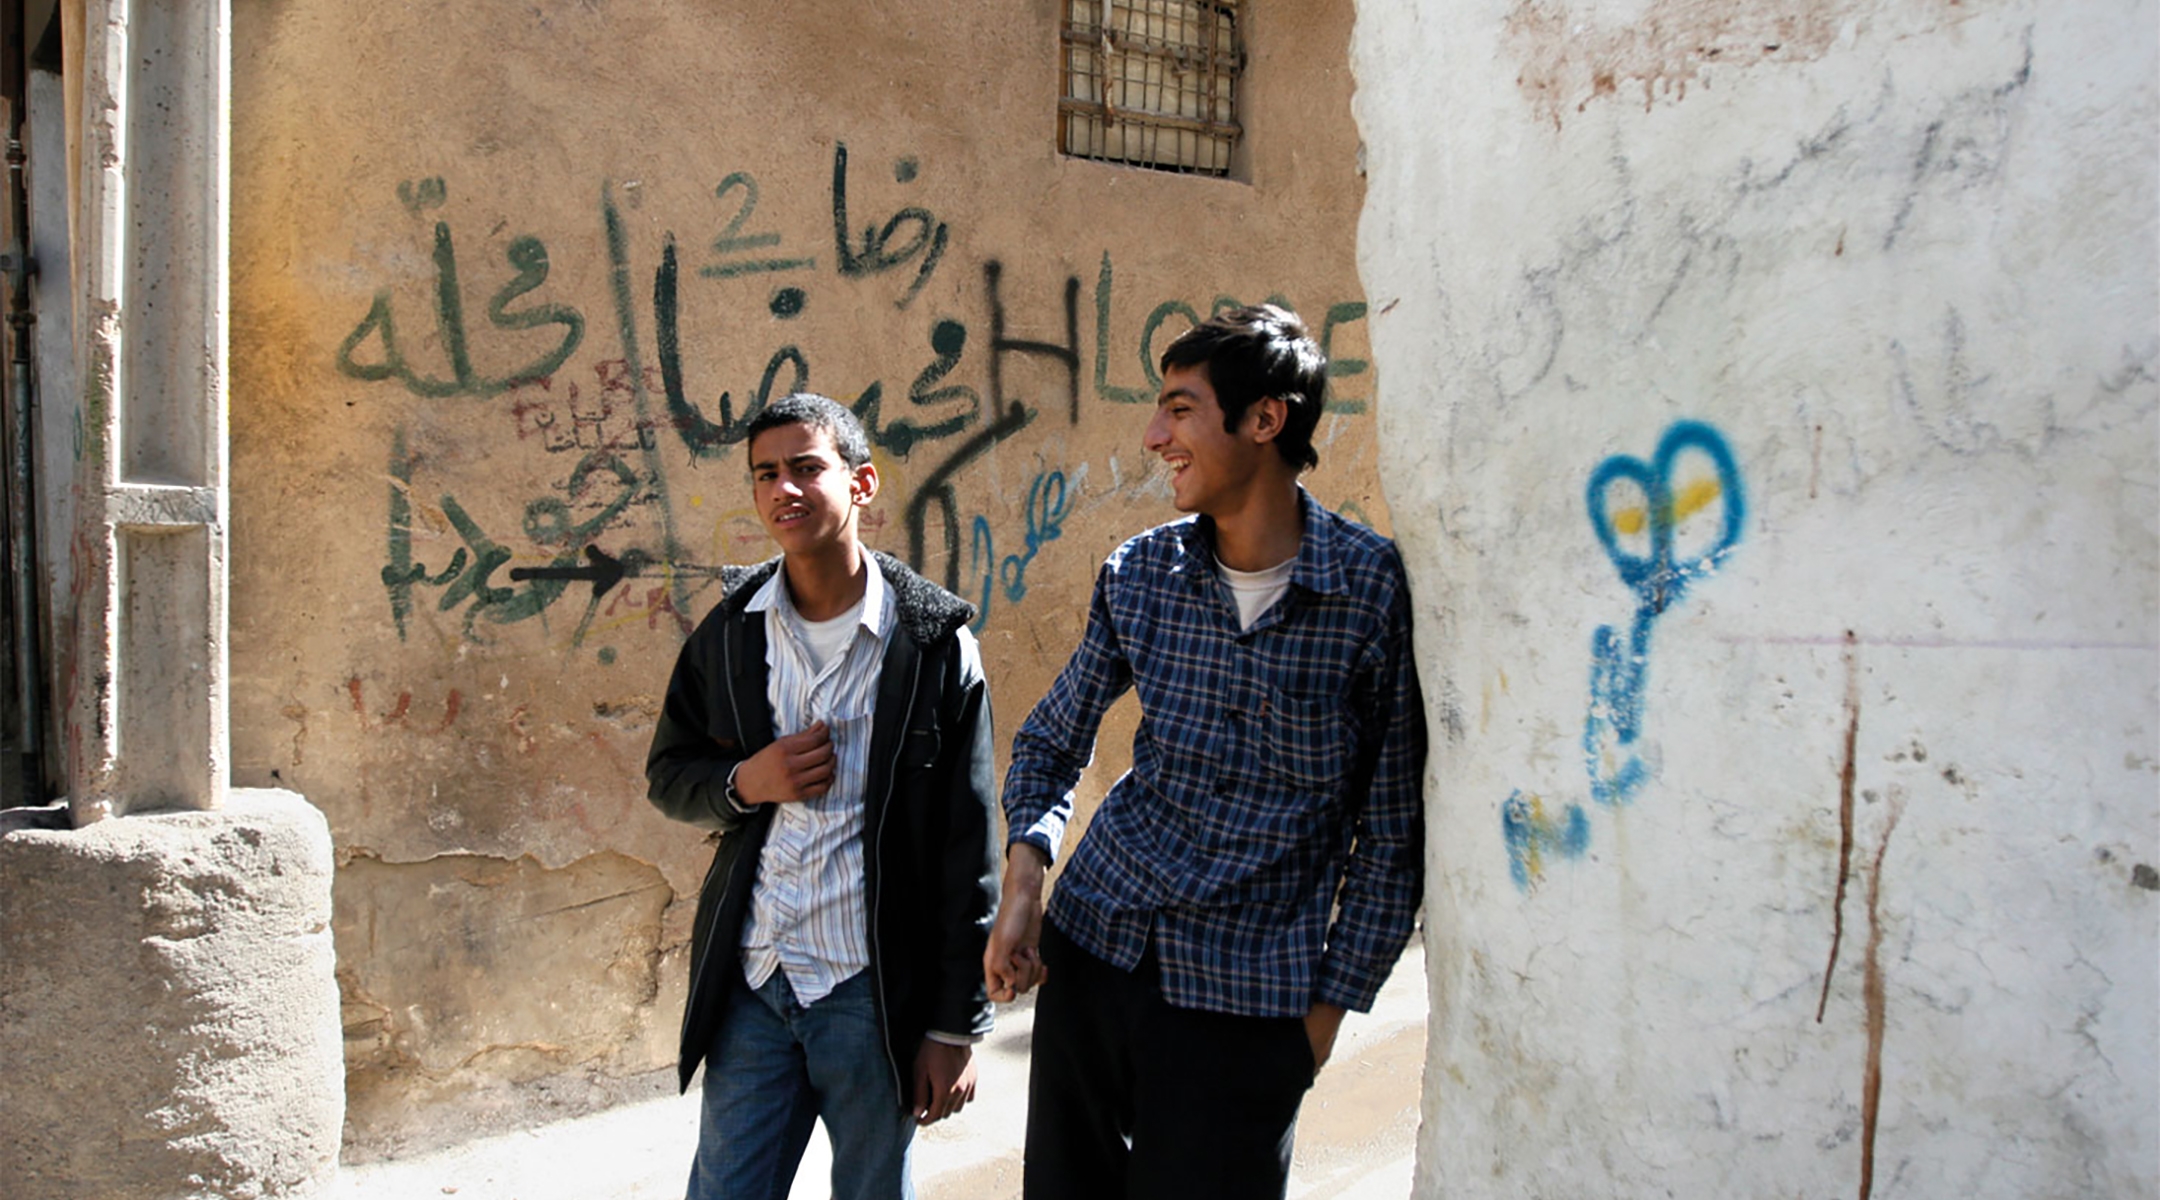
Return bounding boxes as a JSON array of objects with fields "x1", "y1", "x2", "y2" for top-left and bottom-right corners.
[{"x1": 1023, "y1": 921, "x2": 1313, "y2": 1200}]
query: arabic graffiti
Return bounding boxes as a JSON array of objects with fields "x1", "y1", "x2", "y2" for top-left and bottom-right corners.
[
  {"x1": 337, "y1": 180, "x2": 584, "y2": 398},
  {"x1": 831, "y1": 142, "x2": 948, "y2": 308},
  {"x1": 344, "y1": 153, "x2": 1373, "y2": 643},
  {"x1": 1000, "y1": 467, "x2": 1070, "y2": 604},
  {"x1": 1504, "y1": 420, "x2": 1746, "y2": 893},
  {"x1": 703, "y1": 170, "x2": 818, "y2": 280},
  {"x1": 903, "y1": 393, "x2": 1037, "y2": 593},
  {"x1": 967, "y1": 515, "x2": 997, "y2": 632},
  {"x1": 654, "y1": 230, "x2": 805, "y2": 457},
  {"x1": 505, "y1": 361, "x2": 668, "y2": 456},
  {"x1": 899, "y1": 258, "x2": 1075, "y2": 593},
  {"x1": 849, "y1": 317, "x2": 982, "y2": 458},
  {"x1": 381, "y1": 428, "x2": 642, "y2": 643}
]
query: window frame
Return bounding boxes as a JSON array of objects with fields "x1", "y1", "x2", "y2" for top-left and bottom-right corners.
[{"x1": 1057, "y1": 0, "x2": 1245, "y2": 178}]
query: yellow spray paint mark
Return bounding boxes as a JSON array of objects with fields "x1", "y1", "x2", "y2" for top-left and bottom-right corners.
[
  {"x1": 1519, "y1": 792, "x2": 1549, "y2": 885},
  {"x1": 1611, "y1": 477, "x2": 1723, "y2": 535}
]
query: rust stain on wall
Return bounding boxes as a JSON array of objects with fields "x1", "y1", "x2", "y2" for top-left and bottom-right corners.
[
  {"x1": 1858, "y1": 798, "x2": 1903, "y2": 1200},
  {"x1": 347, "y1": 675, "x2": 462, "y2": 734},
  {"x1": 1503, "y1": 0, "x2": 1962, "y2": 127},
  {"x1": 1817, "y1": 629, "x2": 1861, "y2": 1022}
]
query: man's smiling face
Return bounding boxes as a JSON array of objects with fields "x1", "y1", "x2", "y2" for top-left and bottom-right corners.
[{"x1": 1144, "y1": 363, "x2": 1272, "y2": 518}]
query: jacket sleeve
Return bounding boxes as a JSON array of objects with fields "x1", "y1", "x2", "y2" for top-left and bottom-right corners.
[
  {"x1": 929, "y1": 626, "x2": 1001, "y2": 1040},
  {"x1": 1314, "y1": 553, "x2": 1429, "y2": 1013},
  {"x1": 645, "y1": 617, "x2": 755, "y2": 834}
]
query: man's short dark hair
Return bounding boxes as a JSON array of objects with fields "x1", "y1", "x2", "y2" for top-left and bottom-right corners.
[
  {"x1": 1159, "y1": 304, "x2": 1328, "y2": 473},
  {"x1": 744, "y1": 393, "x2": 873, "y2": 469}
]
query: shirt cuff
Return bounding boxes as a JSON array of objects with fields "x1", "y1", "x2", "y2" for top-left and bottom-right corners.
[
  {"x1": 924, "y1": 1030, "x2": 982, "y2": 1046},
  {"x1": 722, "y1": 763, "x2": 753, "y2": 816},
  {"x1": 1009, "y1": 827, "x2": 1059, "y2": 867},
  {"x1": 1314, "y1": 957, "x2": 1387, "y2": 1015}
]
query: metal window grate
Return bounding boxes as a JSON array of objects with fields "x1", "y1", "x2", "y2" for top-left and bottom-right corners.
[{"x1": 1060, "y1": 0, "x2": 1242, "y2": 176}]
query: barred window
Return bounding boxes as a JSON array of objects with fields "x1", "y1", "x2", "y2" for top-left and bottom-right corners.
[{"x1": 1059, "y1": 0, "x2": 1243, "y2": 177}]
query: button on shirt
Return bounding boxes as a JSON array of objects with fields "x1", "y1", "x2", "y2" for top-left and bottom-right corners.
[
  {"x1": 1002, "y1": 488, "x2": 1427, "y2": 1018},
  {"x1": 739, "y1": 565, "x2": 892, "y2": 1005}
]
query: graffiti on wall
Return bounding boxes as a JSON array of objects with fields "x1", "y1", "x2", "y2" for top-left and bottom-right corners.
[
  {"x1": 1505, "y1": 420, "x2": 1746, "y2": 891},
  {"x1": 337, "y1": 179, "x2": 584, "y2": 399},
  {"x1": 1501, "y1": 788, "x2": 1590, "y2": 892},
  {"x1": 336, "y1": 154, "x2": 1373, "y2": 655},
  {"x1": 1090, "y1": 251, "x2": 1373, "y2": 414},
  {"x1": 1583, "y1": 419, "x2": 1746, "y2": 802}
]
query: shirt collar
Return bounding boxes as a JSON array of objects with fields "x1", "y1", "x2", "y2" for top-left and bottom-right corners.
[
  {"x1": 746, "y1": 556, "x2": 892, "y2": 638},
  {"x1": 1180, "y1": 487, "x2": 1348, "y2": 597}
]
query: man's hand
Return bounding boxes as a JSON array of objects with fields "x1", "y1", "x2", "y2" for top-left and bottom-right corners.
[
  {"x1": 984, "y1": 844, "x2": 1049, "y2": 1002},
  {"x1": 1303, "y1": 1002, "x2": 1346, "y2": 1079},
  {"x1": 728, "y1": 722, "x2": 834, "y2": 805},
  {"x1": 911, "y1": 1039, "x2": 977, "y2": 1126}
]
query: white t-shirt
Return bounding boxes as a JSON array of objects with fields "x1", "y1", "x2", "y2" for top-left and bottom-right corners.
[
  {"x1": 796, "y1": 600, "x2": 865, "y2": 675},
  {"x1": 1219, "y1": 556, "x2": 1296, "y2": 630}
]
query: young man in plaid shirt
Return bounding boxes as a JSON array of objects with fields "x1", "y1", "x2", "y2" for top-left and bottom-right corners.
[{"x1": 986, "y1": 305, "x2": 1427, "y2": 1198}]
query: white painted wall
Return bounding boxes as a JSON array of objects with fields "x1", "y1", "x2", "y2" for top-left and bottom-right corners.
[{"x1": 1351, "y1": 1, "x2": 2156, "y2": 1195}]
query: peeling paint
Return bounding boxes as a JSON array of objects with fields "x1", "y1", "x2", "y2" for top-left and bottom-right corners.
[{"x1": 332, "y1": 849, "x2": 681, "y2": 1151}]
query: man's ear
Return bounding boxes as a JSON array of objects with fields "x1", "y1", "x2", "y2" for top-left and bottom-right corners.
[
  {"x1": 851, "y1": 461, "x2": 881, "y2": 506},
  {"x1": 1246, "y1": 395, "x2": 1288, "y2": 445}
]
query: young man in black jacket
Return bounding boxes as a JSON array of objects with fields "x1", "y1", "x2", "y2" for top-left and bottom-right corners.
[{"x1": 646, "y1": 393, "x2": 1000, "y2": 1200}]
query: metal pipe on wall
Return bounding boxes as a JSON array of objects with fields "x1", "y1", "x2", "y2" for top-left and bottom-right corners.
[{"x1": 1, "y1": 0, "x2": 48, "y2": 804}]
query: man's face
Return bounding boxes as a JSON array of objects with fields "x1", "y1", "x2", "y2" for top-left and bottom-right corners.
[
  {"x1": 747, "y1": 422, "x2": 877, "y2": 556},
  {"x1": 1144, "y1": 363, "x2": 1272, "y2": 516}
]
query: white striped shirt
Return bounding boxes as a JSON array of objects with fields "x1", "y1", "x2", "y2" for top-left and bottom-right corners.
[{"x1": 738, "y1": 564, "x2": 891, "y2": 1005}]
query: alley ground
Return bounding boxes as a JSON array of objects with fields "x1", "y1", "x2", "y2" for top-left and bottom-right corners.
[{"x1": 331, "y1": 944, "x2": 1428, "y2": 1200}]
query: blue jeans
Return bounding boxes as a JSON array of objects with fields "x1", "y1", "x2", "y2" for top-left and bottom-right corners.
[{"x1": 688, "y1": 967, "x2": 915, "y2": 1200}]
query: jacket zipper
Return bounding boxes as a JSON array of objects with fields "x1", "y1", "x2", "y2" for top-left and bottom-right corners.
[{"x1": 869, "y1": 649, "x2": 922, "y2": 1102}]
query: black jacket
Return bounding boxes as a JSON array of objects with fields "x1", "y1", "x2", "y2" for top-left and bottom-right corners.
[{"x1": 645, "y1": 552, "x2": 1000, "y2": 1100}]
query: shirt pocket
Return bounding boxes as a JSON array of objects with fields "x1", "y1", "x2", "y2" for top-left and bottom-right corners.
[
  {"x1": 1257, "y1": 687, "x2": 1352, "y2": 798},
  {"x1": 801, "y1": 708, "x2": 873, "y2": 816}
]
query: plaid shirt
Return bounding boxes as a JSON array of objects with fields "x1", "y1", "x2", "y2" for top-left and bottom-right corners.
[{"x1": 1004, "y1": 489, "x2": 1426, "y2": 1017}]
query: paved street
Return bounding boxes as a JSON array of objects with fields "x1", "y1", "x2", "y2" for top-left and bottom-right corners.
[{"x1": 331, "y1": 945, "x2": 1427, "y2": 1200}]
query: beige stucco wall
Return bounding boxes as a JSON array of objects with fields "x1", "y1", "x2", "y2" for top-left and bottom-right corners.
[{"x1": 223, "y1": 0, "x2": 1382, "y2": 1151}]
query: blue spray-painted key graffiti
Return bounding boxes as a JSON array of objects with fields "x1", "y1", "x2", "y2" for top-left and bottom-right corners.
[{"x1": 1504, "y1": 420, "x2": 1746, "y2": 891}]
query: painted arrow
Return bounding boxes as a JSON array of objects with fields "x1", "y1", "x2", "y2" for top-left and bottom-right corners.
[{"x1": 510, "y1": 544, "x2": 626, "y2": 598}]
